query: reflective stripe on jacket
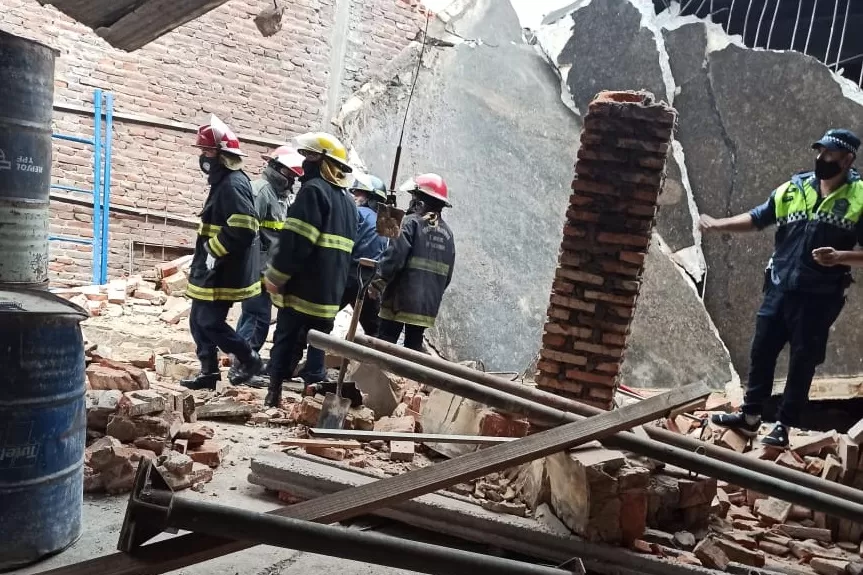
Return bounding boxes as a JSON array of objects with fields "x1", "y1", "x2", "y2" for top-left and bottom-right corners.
[
  {"x1": 186, "y1": 164, "x2": 261, "y2": 302},
  {"x1": 378, "y1": 213, "x2": 455, "y2": 328},
  {"x1": 252, "y1": 176, "x2": 287, "y2": 274}
]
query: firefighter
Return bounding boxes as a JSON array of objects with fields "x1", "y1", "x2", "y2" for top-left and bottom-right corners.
[
  {"x1": 262, "y1": 132, "x2": 358, "y2": 407},
  {"x1": 182, "y1": 115, "x2": 262, "y2": 390},
  {"x1": 370, "y1": 173, "x2": 455, "y2": 352},
  {"x1": 701, "y1": 129, "x2": 863, "y2": 448},
  {"x1": 298, "y1": 171, "x2": 390, "y2": 384},
  {"x1": 229, "y1": 145, "x2": 304, "y2": 385}
]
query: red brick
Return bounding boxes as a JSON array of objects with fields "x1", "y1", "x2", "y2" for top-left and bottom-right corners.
[
  {"x1": 540, "y1": 349, "x2": 588, "y2": 367},
  {"x1": 542, "y1": 333, "x2": 567, "y2": 348},
  {"x1": 544, "y1": 322, "x2": 594, "y2": 339},
  {"x1": 563, "y1": 224, "x2": 588, "y2": 238},
  {"x1": 588, "y1": 386, "x2": 615, "y2": 400},
  {"x1": 556, "y1": 268, "x2": 604, "y2": 286},
  {"x1": 620, "y1": 490, "x2": 648, "y2": 545},
  {"x1": 548, "y1": 306, "x2": 571, "y2": 321},
  {"x1": 86, "y1": 365, "x2": 139, "y2": 392},
  {"x1": 568, "y1": 194, "x2": 595, "y2": 207},
  {"x1": 479, "y1": 411, "x2": 530, "y2": 438},
  {"x1": 573, "y1": 340, "x2": 624, "y2": 358},
  {"x1": 552, "y1": 279, "x2": 575, "y2": 295},
  {"x1": 564, "y1": 369, "x2": 617, "y2": 386},
  {"x1": 597, "y1": 232, "x2": 650, "y2": 248},
  {"x1": 607, "y1": 305, "x2": 635, "y2": 319},
  {"x1": 620, "y1": 251, "x2": 646, "y2": 265},
  {"x1": 602, "y1": 333, "x2": 627, "y2": 346},
  {"x1": 627, "y1": 204, "x2": 657, "y2": 217},
  {"x1": 305, "y1": 446, "x2": 347, "y2": 461},
  {"x1": 188, "y1": 441, "x2": 229, "y2": 468},
  {"x1": 583, "y1": 290, "x2": 637, "y2": 307},
  {"x1": 550, "y1": 294, "x2": 596, "y2": 313},
  {"x1": 595, "y1": 362, "x2": 622, "y2": 375},
  {"x1": 559, "y1": 251, "x2": 587, "y2": 267},
  {"x1": 566, "y1": 209, "x2": 600, "y2": 223},
  {"x1": 599, "y1": 260, "x2": 641, "y2": 277},
  {"x1": 572, "y1": 178, "x2": 618, "y2": 197},
  {"x1": 575, "y1": 315, "x2": 630, "y2": 335},
  {"x1": 537, "y1": 359, "x2": 561, "y2": 374},
  {"x1": 374, "y1": 415, "x2": 416, "y2": 433},
  {"x1": 536, "y1": 376, "x2": 584, "y2": 396},
  {"x1": 176, "y1": 423, "x2": 215, "y2": 448}
]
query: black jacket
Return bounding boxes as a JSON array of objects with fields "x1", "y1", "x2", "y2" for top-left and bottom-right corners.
[
  {"x1": 186, "y1": 164, "x2": 261, "y2": 302},
  {"x1": 264, "y1": 169, "x2": 358, "y2": 320},
  {"x1": 252, "y1": 171, "x2": 288, "y2": 274},
  {"x1": 378, "y1": 212, "x2": 455, "y2": 328}
]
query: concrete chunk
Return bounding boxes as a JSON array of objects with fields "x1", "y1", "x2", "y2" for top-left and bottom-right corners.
[{"x1": 389, "y1": 441, "x2": 415, "y2": 462}]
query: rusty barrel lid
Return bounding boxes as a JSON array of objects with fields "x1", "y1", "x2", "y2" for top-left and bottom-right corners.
[{"x1": 0, "y1": 287, "x2": 88, "y2": 320}]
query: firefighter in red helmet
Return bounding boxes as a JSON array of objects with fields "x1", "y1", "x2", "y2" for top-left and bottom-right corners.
[
  {"x1": 371, "y1": 173, "x2": 456, "y2": 351},
  {"x1": 182, "y1": 114, "x2": 263, "y2": 390},
  {"x1": 229, "y1": 145, "x2": 304, "y2": 385}
]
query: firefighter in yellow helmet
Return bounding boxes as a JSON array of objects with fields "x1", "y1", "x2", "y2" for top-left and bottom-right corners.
[{"x1": 262, "y1": 132, "x2": 358, "y2": 407}]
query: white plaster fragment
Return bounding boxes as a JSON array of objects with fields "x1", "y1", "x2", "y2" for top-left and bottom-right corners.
[
  {"x1": 629, "y1": 0, "x2": 677, "y2": 105},
  {"x1": 508, "y1": 0, "x2": 591, "y2": 31},
  {"x1": 671, "y1": 139, "x2": 706, "y2": 281}
]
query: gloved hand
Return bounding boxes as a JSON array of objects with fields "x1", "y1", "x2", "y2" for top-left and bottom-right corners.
[
  {"x1": 206, "y1": 253, "x2": 217, "y2": 271},
  {"x1": 367, "y1": 278, "x2": 386, "y2": 300}
]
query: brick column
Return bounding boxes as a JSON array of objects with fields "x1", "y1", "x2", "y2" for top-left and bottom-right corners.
[{"x1": 536, "y1": 91, "x2": 676, "y2": 410}]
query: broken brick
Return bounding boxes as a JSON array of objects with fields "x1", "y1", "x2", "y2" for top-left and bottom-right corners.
[
  {"x1": 176, "y1": 423, "x2": 214, "y2": 447},
  {"x1": 188, "y1": 441, "x2": 229, "y2": 468},
  {"x1": 694, "y1": 538, "x2": 730, "y2": 570},
  {"x1": 755, "y1": 497, "x2": 792, "y2": 526},
  {"x1": 374, "y1": 415, "x2": 416, "y2": 433},
  {"x1": 305, "y1": 446, "x2": 346, "y2": 461}
]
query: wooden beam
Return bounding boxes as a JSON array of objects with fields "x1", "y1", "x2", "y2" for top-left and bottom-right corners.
[
  {"x1": 38, "y1": 382, "x2": 709, "y2": 575},
  {"x1": 273, "y1": 438, "x2": 363, "y2": 450},
  {"x1": 95, "y1": 0, "x2": 229, "y2": 52},
  {"x1": 308, "y1": 428, "x2": 515, "y2": 445}
]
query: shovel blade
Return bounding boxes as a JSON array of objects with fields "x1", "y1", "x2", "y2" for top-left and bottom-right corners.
[
  {"x1": 317, "y1": 391, "x2": 352, "y2": 429},
  {"x1": 376, "y1": 205, "x2": 405, "y2": 238}
]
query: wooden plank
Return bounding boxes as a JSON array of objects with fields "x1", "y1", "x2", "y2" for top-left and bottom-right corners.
[
  {"x1": 274, "y1": 438, "x2": 362, "y2": 450},
  {"x1": 309, "y1": 428, "x2": 515, "y2": 445},
  {"x1": 40, "y1": 382, "x2": 708, "y2": 575}
]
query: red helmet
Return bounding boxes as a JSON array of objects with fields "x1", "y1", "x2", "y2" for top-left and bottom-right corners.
[
  {"x1": 194, "y1": 114, "x2": 246, "y2": 157},
  {"x1": 400, "y1": 173, "x2": 450, "y2": 207},
  {"x1": 262, "y1": 145, "x2": 304, "y2": 177}
]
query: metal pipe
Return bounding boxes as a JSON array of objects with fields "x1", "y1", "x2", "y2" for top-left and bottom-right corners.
[
  {"x1": 791, "y1": 0, "x2": 803, "y2": 50},
  {"x1": 766, "y1": 0, "x2": 781, "y2": 49},
  {"x1": 825, "y1": 0, "x2": 840, "y2": 65},
  {"x1": 832, "y1": 0, "x2": 850, "y2": 69},
  {"x1": 310, "y1": 332, "x2": 863, "y2": 522},
  {"x1": 142, "y1": 489, "x2": 569, "y2": 575},
  {"x1": 353, "y1": 334, "x2": 863, "y2": 508},
  {"x1": 92, "y1": 89, "x2": 103, "y2": 286},
  {"x1": 753, "y1": 0, "x2": 771, "y2": 47},
  {"x1": 100, "y1": 92, "x2": 113, "y2": 284}
]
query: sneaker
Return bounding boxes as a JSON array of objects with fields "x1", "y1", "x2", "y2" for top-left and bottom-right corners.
[
  {"x1": 180, "y1": 372, "x2": 220, "y2": 391},
  {"x1": 710, "y1": 412, "x2": 760, "y2": 437},
  {"x1": 762, "y1": 423, "x2": 789, "y2": 448},
  {"x1": 230, "y1": 351, "x2": 263, "y2": 385}
]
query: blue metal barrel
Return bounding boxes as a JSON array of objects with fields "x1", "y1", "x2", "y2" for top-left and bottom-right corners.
[
  {"x1": 0, "y1": 31, "x2": 57, "y2": 286},
  {"x1": 0, "y1": 289, "x2": 87, "y2": 570}
]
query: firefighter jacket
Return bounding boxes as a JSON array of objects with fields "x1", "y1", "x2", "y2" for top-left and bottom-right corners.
[
  {"x1": 252, "y1": 169, "x2": 289, "y2": 274},
  {"x1": 186, "y1": 164, "x2": 261, "y2": 302},
  {"x1": 750, "y1": 169, "x2": 863, "y2": 294},
  {"x1": 264, "y1": 170, "x2": 358, "y2": 320},
  {"x1": 378, "y1": 212, "x2": 456, "y2": 328},
  {"x1": 352, "y1": 205, "x2": 389, "y2": 266}
]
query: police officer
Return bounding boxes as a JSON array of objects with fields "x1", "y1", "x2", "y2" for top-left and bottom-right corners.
[
  {"x1": 371, "y1": 173, "x2": 455, "y2": 352},
  {"x1": 229, "y1": 146, "x2": 304, "y2": 385},
  {"x1": 700, "y1": 129, "x2": 863, "y2": 447},
  {"x1": 182, "y1": 115, "x2": 262, "y2": 390},
  {"x1": 298, "y1": 171, "x2": 389, "y2": 383},
  {"x1": 262, "y1": 132, "x2": 358, "y2": 407}
]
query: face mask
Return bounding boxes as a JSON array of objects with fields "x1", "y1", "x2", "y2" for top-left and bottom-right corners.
[
  {"x1": 199, "y1": 155, "x2": 213, "y2": 174},
  {"x1": 815, "y1": 157, "x2": 843, "y2": 180}
]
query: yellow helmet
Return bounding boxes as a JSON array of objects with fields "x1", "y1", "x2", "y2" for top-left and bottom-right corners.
[{"x1": 292, "y1": 132, "x2": 352, "y2": 173}]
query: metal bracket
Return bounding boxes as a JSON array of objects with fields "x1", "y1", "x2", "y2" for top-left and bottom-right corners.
[{"x1": 117, "y1": 459, "x2": 174, "y2": 553}]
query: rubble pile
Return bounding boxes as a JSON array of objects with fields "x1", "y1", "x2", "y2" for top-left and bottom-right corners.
[
  {"x1": 52, "y1": 254, "x2": 193, "y2": 320},
  {"x1": 536, "y1": 92, "x2": 677, "y2": 410}
]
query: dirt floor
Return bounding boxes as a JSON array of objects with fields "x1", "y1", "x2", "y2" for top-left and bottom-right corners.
[{"x1": 17, "y1": 422, "x2": 419, "y2": 575}]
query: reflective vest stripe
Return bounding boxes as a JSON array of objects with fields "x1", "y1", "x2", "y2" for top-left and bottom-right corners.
[
  {"x1": 208, "y1": 236, "x2": 229, "y2": 257},
  {"x1": 378, "y1": 307, "x2": 436, "y2": 328},
  {"x1": 186, "y1": 282, "x2": 261, "y2": 301},
  {"x1": 265, "y1": 264, "x2": 291, "y2": 284},
  {"x1": 407, "y1": 257, "x2": 450, "y2": 276},
  {"x1": 197, "y1": 223, "x2": 222, "y2": 237},
  {"x1": 270, "y1": 293, "x2": 341, "y2": 318},
  {"x1": 317, "y1": 234, "x2": 354, "y2": 253},
  {"x1": 283, "y1": 218, "x2": 321, "y2": 244},
  {"x1": 227, "y1": 214, "x2": 260, "y2": 231},
  {"x1": 260, "y1": 220, "x2": 284, "y2": 230}
]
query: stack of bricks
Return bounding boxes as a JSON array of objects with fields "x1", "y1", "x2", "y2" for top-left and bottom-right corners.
[{"x1": 536, "y1": 90, "x2": 677, "y2": 410}]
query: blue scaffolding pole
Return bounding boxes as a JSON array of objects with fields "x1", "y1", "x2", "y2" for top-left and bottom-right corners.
[{"x1": 49, "y1": 89, "x2": 113, "y2": 284}]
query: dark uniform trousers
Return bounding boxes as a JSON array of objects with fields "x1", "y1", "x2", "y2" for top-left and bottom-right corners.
[
  {"x1": 378, "y1": 320, "x2": 425, "y2": 351},
  {"x1": 190, "y1": 300, "x2": 254, "y2": 369},
  {"x1": 236, "y1": 291, "x2": 272, "y2": 353},
  {"x1": 743, "y1": 286, "x2": 845, "y2": 426},
  {"x1": 268, "y1": 307, "x2": 334, "y2": 383}
]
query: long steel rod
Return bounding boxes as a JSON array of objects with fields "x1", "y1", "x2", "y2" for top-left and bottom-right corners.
[
  {"x1": 766, "y1": 0, "x2": 781, "y2": 49},
  {"x1": 144, "y1": 490, "x2": 568, "y2": 575},
  {"x1": 309, "y1": 428, "x2": 515, "y2": 444},
  {"x1": 753, "y1": 0, "x2": 771, "y2": 47},
  {"x1": 791, "y1": 0, "x2": 803, "y2": 50},
  {"x1": 353, "y1": 334, "x2": 863, "y2": 508},
  {"x1": 832, "y1": 0, "x2": 850, "y2": 69},
  {"x1": 314, "y1": 332, "x2": 863, "y2": 522},
  {"x1": 805, "y1": 0, "x2": 819, "y2": 55},
  {"x1": 824, "y1": 0, "x2": 840, "y2": 66}
]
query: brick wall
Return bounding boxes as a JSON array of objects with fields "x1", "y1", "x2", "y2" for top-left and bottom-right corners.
[
  {"x1": 0, "y1": 0, "x2": 424, "y2": 285},
  {"x1": 535, "y1": 91, "x2": 676, "y2": 410}
]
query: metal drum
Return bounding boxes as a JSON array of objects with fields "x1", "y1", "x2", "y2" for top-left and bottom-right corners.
[
  {"x1": 0, "y1": 289, "x2": 87, "y2": 570},
  {"x1": 0, "y1": 31, "x2": 57, "y2": 286}
]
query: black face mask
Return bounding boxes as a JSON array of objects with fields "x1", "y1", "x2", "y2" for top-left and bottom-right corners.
[
  {"x1": 199, "y1": 155, "x2": 213, "y2": 175},
  {"x1": 815, "y1": 157, "x2": 843, "y2": 180}
]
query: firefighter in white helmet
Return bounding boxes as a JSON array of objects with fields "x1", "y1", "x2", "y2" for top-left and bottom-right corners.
[
  {"x1": 229, "y1": 145, "x2": 305, "y2": 385},
  {"x1": 262, "y1": 132, "x2": 359, "y2": 407},
  {"x1": 181, "y1": 115, "x2": 262, "y2": 390}
]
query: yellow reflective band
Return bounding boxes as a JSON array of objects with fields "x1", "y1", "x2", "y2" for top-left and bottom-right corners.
[
  {"x1": 208, "y1": 236, "x2": 228, "y2": 257},
  {"x1": 270, "y1": 294, "x2": 340, "y2": 318},
  {"x1": 283, "y1": 218, "x2": 321, "y2": 244},
  {"x1": 186, "y1": 282, "x2": 261, "y2": 302},
  {"x1": 407, "y1": 257, "x2": 450, "y2": 276},
  {"x1": 265, "y1": 264, "x2": 291, "y2": 284},
  {"x1": 378, "y1": 308, "x2": 436, "y2": 328},
  {"x1": 260, "y1": 220, "x2": 285, "y2": 230},
  {"x1": 317, "y1": 233, "x2": 354, "y2": 253},
  {"x1": 227, "y1": 214, "x2": 260, "y2": 231},
  {"x1": 197, "y1": 223, "x2": 222, "y2": 238}
]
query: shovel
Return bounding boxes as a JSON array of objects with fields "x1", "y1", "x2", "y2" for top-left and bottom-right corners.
[
  {"x1": 317, "y1": 258, "x2": 379, "y2": 429},
  {"x1": 376, "y1": 146, "x2": 406, "y2": 238}
]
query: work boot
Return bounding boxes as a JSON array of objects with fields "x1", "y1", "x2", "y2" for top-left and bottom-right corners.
[
  {"x1": 264, "y1": 376, "x2": 282, "y2": 408},
  {"x1": 227, "y1": 357, "x2": 241, "y2": 383},
  {"x1": 710, "y1": 412, "x2": 761, "y2": 437},
  {"x1": 181, "y1": 357, "x2": 220, "y2": 391},
  {"x1": 230, "y1": 350, "x2": 263, "y2": 385},
  {"x1": 762, "y1": 423, "x2": 790, "y2": 448}
]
